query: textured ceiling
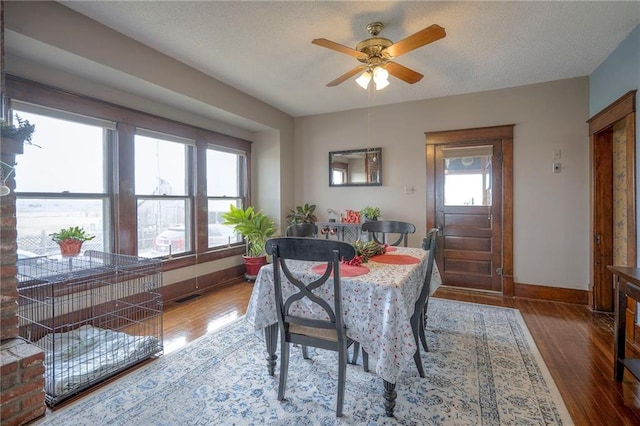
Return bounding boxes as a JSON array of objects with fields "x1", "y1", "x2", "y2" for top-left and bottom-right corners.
[{"x1": 32, "y1": 1, "x2": 640, "y2": 117}]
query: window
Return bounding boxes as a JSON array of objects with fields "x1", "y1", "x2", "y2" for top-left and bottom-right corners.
[
  {"x1": 443, "y1": 146, "x2": 493, "y2": 206},
  {"x1": 7, "y1": 76, "x2": 251, "y2": 264},
  {"x1": 13, "y1": 105, "x2": 113, "y2": 258},
  {"x1": 135, "y1": 131, "x2": 193, "y2": 258},
  {"x1": 206, "y1": 147, "x2": 244, "y2": 248}
]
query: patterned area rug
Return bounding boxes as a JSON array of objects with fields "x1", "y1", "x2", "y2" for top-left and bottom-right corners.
[{"x1": 35, "y1": 298, "x2": 572, "y2": 425}]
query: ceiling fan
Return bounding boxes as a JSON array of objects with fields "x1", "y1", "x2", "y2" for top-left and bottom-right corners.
[{"x1": 312, "y1": 21, "x2": 446, "y2": 89}]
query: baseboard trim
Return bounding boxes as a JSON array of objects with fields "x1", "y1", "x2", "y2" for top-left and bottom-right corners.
[{"x1": 514, "y1": 282, "x2": 589, "y2": 305}]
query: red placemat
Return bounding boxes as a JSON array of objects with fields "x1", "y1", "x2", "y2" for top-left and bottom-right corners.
[
  {"x1": 370, "y1": 254, "x2": 420, "y2": 265},
  {"x1": 310, "y1": 263, "x2": 370, "y2": 277}
]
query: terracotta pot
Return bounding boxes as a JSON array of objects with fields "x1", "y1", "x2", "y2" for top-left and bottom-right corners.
[
  {"x1": 58, "y1": 239, "x2": 84, "y2": 257},
  {"x1": 243, "y1": 255, "x2": 267, "y2": 281}
]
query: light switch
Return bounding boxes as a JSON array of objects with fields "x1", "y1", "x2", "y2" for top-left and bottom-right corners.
[
  {"x1": 553, "y1": 149, "x2": 562, "y2": 160},
  {"x1": 553, "y1": 162, "x2": 561, "y2": 173}
]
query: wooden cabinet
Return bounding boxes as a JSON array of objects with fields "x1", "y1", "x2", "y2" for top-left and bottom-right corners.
[{"x1": 608, "y1": 266, "x2": 640, "y2": 382}]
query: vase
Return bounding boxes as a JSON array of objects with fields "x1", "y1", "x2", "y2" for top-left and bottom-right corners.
[
  {"x1": 243, "y1": 255, "x2": 267, "y2": 281},
  {"x1": 58, "y1": 239, "x2": 84, "y2": 257}
]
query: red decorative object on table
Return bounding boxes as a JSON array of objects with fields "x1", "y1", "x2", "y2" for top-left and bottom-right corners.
[{"x1": 342, "y1": 209, "x2": 360, "y2": 223}]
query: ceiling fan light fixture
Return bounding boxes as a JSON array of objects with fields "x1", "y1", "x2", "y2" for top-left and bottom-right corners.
[
  {"x1": 374, "y1": 79, "x2": 390, "y2": 90},
  {"x1": 373, "y1": 66, "x2": 390, "y2": 90},
  {"x1": 373, "y1": 66, "x2": 389, "y2": 82},
  {"x1": 355, "y1": 70, "x2": 372, "y2": 89}
]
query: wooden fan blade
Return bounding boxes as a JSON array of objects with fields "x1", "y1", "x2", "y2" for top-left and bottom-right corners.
[
  {"x1": 312, "y1": 38, "x2": 368, "y2": 60},
  {"x1": 385, "y1": 62, "x2": 424, "y2": 84},
  {"x1": 384, "y1": 24, "x2": 446, "y2": 58},
  {"x1": 326, "y1": 65, "x2": 367, "y2": 87}
]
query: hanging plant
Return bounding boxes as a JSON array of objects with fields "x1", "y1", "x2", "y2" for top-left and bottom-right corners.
[{"x1": 1, "y1": 115, "x2": 36, "y2": 145}]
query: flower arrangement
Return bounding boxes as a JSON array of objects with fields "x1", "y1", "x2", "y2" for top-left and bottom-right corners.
[{"x1": 343, "y1": 240, "x2": 387, "y2": 266}]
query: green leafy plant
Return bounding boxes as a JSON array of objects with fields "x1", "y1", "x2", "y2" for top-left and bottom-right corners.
[
  {"x1": 360, "y1": 206, "x2": 381, "y2": 220},
  {"x1": 1, "y1": 115, "x2": 36, "y2": 145},
  {"x1": 221, "y1": 205, "x2": 276, "y2": 257},
  {"x1": 286, "y1": 203, "x2": 317, "y2": 225},
  {"x1": 50, "y1": 226, "x2": 95, "y2": 243}
]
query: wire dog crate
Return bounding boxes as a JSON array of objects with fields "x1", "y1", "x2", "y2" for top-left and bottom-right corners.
[{"x1": 17, "y1": 250, "x2": 163, "y2": 406}]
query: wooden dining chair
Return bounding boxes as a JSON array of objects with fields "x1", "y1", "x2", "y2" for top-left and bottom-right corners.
[
  {"x1": 361, "y1": 220, "x2": 416, "y2": 247},
  {"x1": 285, "y1": 223, "x2": 318, "y2": 238},
  {"x1": 266, "y1": 237, "x2": 357, "y2": 417}
]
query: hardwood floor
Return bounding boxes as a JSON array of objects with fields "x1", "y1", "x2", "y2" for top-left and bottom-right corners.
[{"x1": 51, "y1": 279, "x2": 640, "y2": 424}]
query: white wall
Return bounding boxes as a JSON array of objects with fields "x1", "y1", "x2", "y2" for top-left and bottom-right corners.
[{"x1": 294, "y1": 77, "x2": 590, "y2": 290}]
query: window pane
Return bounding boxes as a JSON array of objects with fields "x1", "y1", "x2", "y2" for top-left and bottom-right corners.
[
  {"x1": 16, "y1": 198, "x2": 108, "y2": 257},
  {"x1": 207, "y1": 150, "x2": 240, "y2": 197},
  {"x1": 444, "y1": 155, "x2": 492, "y2": 206},
  {"x1": 135, "y1": 135, "x2": 187, "y2": 196},
  {"x1": 12, "y1": 110, "x2": 106, "y2": 193},
  {"x1": 137, "y1": 198, "x2": 190, "y2": 257},
  {"x1": 208, "y1": 199, "x2": 242, "y2": 247}
]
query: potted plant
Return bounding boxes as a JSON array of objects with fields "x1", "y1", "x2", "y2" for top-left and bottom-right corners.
[
  {"x1": 1, "y1": 115, "x2": 36, "y2": 154},
  {"x1": 50, "y1": 226, "x2": 95, "y2": 257},
  {"x1": 360, "y1": 206, "x2": 381, "y2": 222},
  {"x1": 222, "y1": 205, "x2": 276, "y2": 280},
  {"x1": 286, "y1": 203, "x2": 317, "y2": 225}
]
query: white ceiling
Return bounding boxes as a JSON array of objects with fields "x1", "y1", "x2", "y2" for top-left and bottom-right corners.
[{"x1": 26, "y1": 1, "x2": 640, "y2": 118}]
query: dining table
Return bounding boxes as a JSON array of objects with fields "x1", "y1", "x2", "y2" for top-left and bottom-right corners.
[{"x1": 244, "y1": 245, "x2": 442, "y2": 417}]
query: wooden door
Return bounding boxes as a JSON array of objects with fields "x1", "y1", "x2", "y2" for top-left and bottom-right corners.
[
  {"x1": 592, "y1": 128, "x2": 614, "y2": 311},
  {"x1": 434, "y1": 141, "x2": 503, "y2": 292},
  {"x1": 425, "y1": 125, "x2": 514, "y2": 296},
  {"x1": 588, "y1": 90, "x2": 637, "y2": 313}
]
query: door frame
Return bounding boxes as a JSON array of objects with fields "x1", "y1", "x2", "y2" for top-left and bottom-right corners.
[
  {"x1": 588, "y1": 90, "x2": 637, "y2": 312},
  {"x1": 426, "y1": 125, "x2": 514, "y2": 296}
]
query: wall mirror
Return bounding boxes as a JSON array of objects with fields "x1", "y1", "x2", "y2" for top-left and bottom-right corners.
[{"x1": 329, "y1": 148, "x2": 382, "y2": 187}]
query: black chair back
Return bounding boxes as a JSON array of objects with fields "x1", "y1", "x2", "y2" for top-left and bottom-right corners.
[
  {"x1": 265, "y1": 237, "x2": 356, "y2": 416},
  {"x1": 415, "y1": 228, "x2": 438, "y2": 316},
  {"x1": 410, "y1": 227, "x2": 438, "y2": 377},
  {"x1": 361, "y1": 220, "x2": 416, "y2": 247},
  {"x1": 285, "y1": 223, "x2": 318, "y2": 238}
]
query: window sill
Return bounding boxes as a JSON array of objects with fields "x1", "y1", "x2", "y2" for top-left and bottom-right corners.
[{"x1": 158, "y1": 244, "x2": 245, "y2": 272}]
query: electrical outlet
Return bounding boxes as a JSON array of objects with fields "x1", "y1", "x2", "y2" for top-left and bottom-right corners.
[{"x1": 553, "y1": 149, "x2": 562, "y2": 160}]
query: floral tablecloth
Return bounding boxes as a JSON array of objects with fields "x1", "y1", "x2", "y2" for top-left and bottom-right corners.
[{"x1": 245, "y1": 246, "x2": 442, "y2": 384}]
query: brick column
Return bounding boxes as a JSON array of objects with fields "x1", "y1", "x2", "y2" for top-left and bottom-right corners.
[
  {"x1": 0, "y1": 141, "x2": 46, "y2": 425},
  {"x1": 1, "y1": 145, "x2": 19, "y2": 340}
]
